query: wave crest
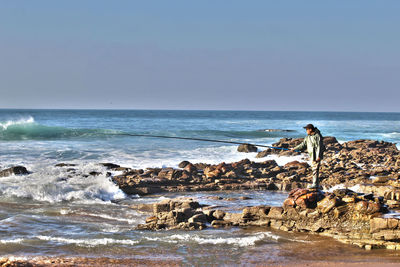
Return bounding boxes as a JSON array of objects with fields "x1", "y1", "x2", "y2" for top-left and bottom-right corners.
[
  {"x1": 0, "y1": 116, "x2": 35, "y2": 130},
  {"x1": 0, "y1": 117, "x2": 119, "y2": 141}
]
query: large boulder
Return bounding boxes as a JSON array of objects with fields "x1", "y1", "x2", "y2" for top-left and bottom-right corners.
[{"x1": 284, "y1": 188, "x2": 325, "y2": 209}]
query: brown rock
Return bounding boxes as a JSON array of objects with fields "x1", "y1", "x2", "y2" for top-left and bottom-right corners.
[
  {"x1": 372, "y1": 176, "x2": 389, "y2": 184},
  {"x1": 153, "y1": 199, "x2": 172, "y2": 213},
  {"x1": 223, "y1": 212, "x2": 243, "y2": 225},
  {"x1": 184, "y1": 163, "x2": 197, "y2": 173},
  {"x1": 370, "y1": 217, "x2": 388, "y2": 233},
  {"x1": 284, "y1": 161, "x2": 309, "y2": 169},
  {"x1": 188, "y1": 213, "x2": 207, "y2": 223},
  {"x1": 387, "y1": 218, "x2": 399, "y2": 229},
  {"x1": 242, "y1": 206, "x2": 270, "y2": 219},
  {"x1": 178, "y1": 161, "x2": 191, "y2": 168},
  {"x1": 283, "y1": 198, "x2": 295, "y2": 210},
  {"x1": 213, "y1": 210, "x2": 226, "y2": 220},
  {"x1": 256, "y1": 149, "x2": 273, "y2": 158},
  {"x1": 211, "y1": 220, "x2": 232, "y2": 228},
  {"x1": 267, "y1": 207, "x2": 284, "y2": 219},
  {"x1": 237, "y1": 144, "x2": 258, "y2": 153},
  {"x1": 317, "y1": 196, "x2": 337, "y2": 214}
]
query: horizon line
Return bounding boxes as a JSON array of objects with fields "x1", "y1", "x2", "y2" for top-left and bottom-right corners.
[{"x1": 0, "y1": 108, "x2": 399, "y2": 114}]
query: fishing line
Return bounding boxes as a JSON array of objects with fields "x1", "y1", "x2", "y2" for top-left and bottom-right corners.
[{"x1": 109, "y1": 133, "x2": 300, "y2": 152}]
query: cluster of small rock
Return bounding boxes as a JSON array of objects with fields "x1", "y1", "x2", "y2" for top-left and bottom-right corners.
[
  {"x1": 109, "y1": 137, "x2": 400, "y2": 210},
  {"x1": 136, "y1": 198, "x2": 207, "y2": 230},
  {"x1": 111, "y1": 158, "x2": 300, "y2": 195},
  {"x1": 138, "y1": 187, "x2": 400, "y2": 250}
]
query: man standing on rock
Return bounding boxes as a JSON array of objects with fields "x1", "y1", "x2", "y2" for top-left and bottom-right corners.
[{"x1": 292, "y1": 124, "x2": 325, "y2": 189}]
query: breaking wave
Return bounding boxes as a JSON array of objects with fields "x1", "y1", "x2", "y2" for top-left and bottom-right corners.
[
  {"x1": 0, "y1": 163, "x2": 126, "y2": 204},
  {"x1": 0, "y1": 117, "x2": 120, "y2": 141}
]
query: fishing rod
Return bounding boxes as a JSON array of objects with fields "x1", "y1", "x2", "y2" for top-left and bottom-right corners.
[{"x1": 110, "y1": 133, "x2": 300, "y2": 152}]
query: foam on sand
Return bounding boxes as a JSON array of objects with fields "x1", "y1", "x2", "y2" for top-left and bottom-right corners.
[
  {"x1": 144, "y1": 232, "x2": 282, "y2": 247},
  {"x1": 36, "y1": 236, "x2": 139, "y2": 247}
]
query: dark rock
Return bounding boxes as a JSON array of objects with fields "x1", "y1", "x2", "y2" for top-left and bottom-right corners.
[
  {"x1": 178, "y1": 161, "x2": 191, "y2": 168},
  {"x1": 333, "y1": 189, "x2": 357, "y2": 198},
  {"x1": 100, "y1": 163, "x2": 121, "y2": 170},
  {"x1": 323, "y1": 136, "x2": 340, "y2": 145},
  {"x1": 284, "y1": 161, "x2": 309, "y2": 170},
  {"x1": 55, "y1": 163, "x2": 77, "y2": 167},
  {"x1": 258, "y1": 129, "x2": 295, "y2": 132},
  {"x1": 184, "y1": 163, "x2": 197, "y2": 173},
  {"x1": 256, "y1": 149, "x2": 273, "y2": 158},
  {"x1": 211, "y1": 220, "x2": 232, "y2": 228},
  {"x1": 0, "y1": 166, "x2": 30, "y2": 177}
]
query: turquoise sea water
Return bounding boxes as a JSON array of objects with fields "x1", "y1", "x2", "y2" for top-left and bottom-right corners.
[
  {"x1": 1, "y1": 109, "x2": 400, "y2": 263},
  {"x1": 1, "y1": 109, "x2": 400, "y2": 167}
]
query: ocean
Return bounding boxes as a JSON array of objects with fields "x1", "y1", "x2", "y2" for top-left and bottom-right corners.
[{"x1": 1, "y1": 109, "x2": 400, "y2": 265}]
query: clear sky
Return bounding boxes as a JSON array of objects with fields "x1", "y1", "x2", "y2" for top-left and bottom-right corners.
[{"x1": 0, "y1": 1, "x2": 399, "y2": 111}]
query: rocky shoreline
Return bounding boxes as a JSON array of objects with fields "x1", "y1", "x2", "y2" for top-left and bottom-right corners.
[
  {"x1": 2, "y1": 136, "x2": 400, "y2": 257},
  {"x1": 112, "y1": 136, "x2": 400, "y2": 250},
  {"x1": 109, "y1": 137, "x2": 400, "y2": 199}
]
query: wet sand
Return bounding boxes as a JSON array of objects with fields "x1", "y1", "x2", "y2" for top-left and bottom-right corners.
[{"x1": 2, "y1": 257, "x2": 400, "y2": 267}]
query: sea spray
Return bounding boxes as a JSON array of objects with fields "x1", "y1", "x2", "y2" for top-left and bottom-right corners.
[
  {"x1": 0, "y1": 116, "x2": 35, "y2": 130},
  {"x1": 0, "y1": 162, "x2": 126, "y2": 203}
]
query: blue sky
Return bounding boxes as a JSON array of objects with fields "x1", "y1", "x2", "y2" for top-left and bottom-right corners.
[{"x1": 0, "y1": 1, "x2": 399, "y2": 111}]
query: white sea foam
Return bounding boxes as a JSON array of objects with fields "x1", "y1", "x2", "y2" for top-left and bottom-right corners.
[
  {"x1": 99, "y1": 224, "x2": 123, "y2": 233},
  {"x1": 327, "y1": 184, "x2": 346, "y2": 193},
  {"x1": 0, "y1": 162, "x2": 126, "y2": 204},
  {"x1": 383, "y1": 212, "x2": 400, "y2": 219},
  {"x1": 0, "y1": 238, "x2": 25, "y2": 244},
  {"x1": 103, "y1": 145, "x2": 306, "y2": 171},
  {"x1": 78, "y1": 211, "x2": 141, "y2": 225},
  {"x1": 145, "y1": 232, "x2": 280, "y2": 247},
  {"x1": 382, "y1": 132, "x2": 400, "y2": 139},
  {"x1": 36, "y1": 235, "x2": 139, "y2": 247},
  {"x1": 327, "y1": 183, "x2": 362, "y2": 193},
  {"x1": 0, "y1": 116, "x2": 35, "y2": 130},
  {"x1": 59, "y1": 208, "x2": 71, "y2": 215}
]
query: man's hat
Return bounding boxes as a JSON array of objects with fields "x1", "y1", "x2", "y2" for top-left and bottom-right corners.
[{"x1": 303, "y1": 124, "x2": 315, "y2": 130}]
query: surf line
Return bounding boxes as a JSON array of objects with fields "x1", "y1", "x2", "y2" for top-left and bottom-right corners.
[{"x1": 110, "y1": 133, "x2": 300, "y2": 152}]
